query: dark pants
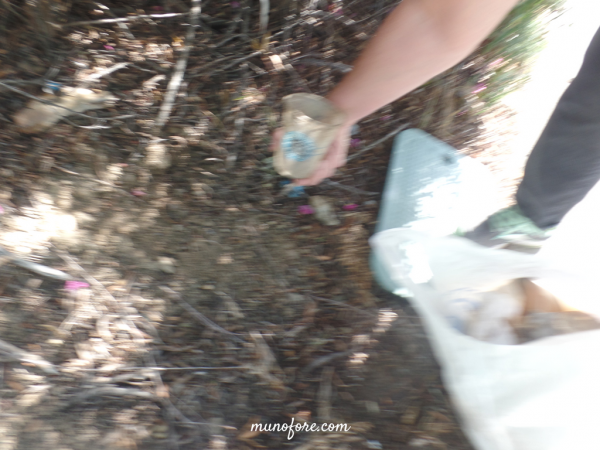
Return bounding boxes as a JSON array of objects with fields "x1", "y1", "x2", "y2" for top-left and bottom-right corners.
[{"x1": 516, "y1": 26, "x2": 600, "y2": 228}]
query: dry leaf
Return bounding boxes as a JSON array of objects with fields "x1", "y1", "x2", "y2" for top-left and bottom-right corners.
[{"x1": 6, "y1": 380, "x2": 25, "y2": 392}]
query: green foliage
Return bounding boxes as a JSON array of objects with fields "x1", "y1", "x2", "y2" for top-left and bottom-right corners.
[{"x1": 475, "y1": 0, "x2": 565, "y2": 105}]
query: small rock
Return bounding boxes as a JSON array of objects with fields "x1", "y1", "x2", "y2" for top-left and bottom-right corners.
[
  {"x1": 151, "y1": 424, "x2": 169, "y2": 439},
  {"x1": 157, "y1": 257, "x2": 176, "y2": 274},
  {"x1": 145, "y1": 142, "x2": 171, "y2": 170},
  {"x1": 26, "y1": 278, "x2": 43, "y2": 289},
  {"x1": 287, "y1": 293, "x2": 304, "y2": 303},
  {"x1": 217, "y1": 254, "x2": 233, "y2": 264},
  {"x1": 365, "y1": 400, "x2": 380, "y2": 414},
  {"x1": 201, "y1": 284, "x2": 216, "y2": 290},
  {"x1": 309, "y1": 195, "x2": 340, "y2": 226}
]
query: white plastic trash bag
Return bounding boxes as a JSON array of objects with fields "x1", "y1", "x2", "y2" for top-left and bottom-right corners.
[{"x1": 369, "y1": 181, "x2": 600, "y2": 450}]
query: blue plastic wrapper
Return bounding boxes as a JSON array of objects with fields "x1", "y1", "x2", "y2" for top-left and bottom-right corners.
[
  {"x1": 43, "y1": 81, "x2": 62, "y2": 94},
  {"x1": 279, "y1": 180, "x2": 306, "y2": 198}
]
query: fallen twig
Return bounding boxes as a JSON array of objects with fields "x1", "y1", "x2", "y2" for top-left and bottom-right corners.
[
  {"x1": 210, "y1": 33, "x2": 245, "y2": 49},
  {"x1": 68, "y1": 386, "x2": 156, "y2": 405},
  {"x1": 322, "y1": 180, "x2": 379, "y2": 196},
  {"x1": 0, "y1": 339, "x2": 58, "y2": 374},
  {"x1": 317, "y1": 366, "x2": 334, "y2": 421},
  {"x1": 93, "y1": 1, "x2": 136, "y2": 40},
  {"x1": 259, "y1": 0, "x2": 270, "y2": 34},
  {"x1": 300, "y1": 350, "x2": 352, "y2": 376},
  {"x1": 84, "y1": 62, "x2": 130, "y2": 82},
  {"x1": 64, "y1": 365, "x2": 243, "y2": 372},
  {"x1": 0, "y1": 247, "x2": 72, "y2": 281},
  {"x1": 290, "y1": 57, "x2": 353, "y2": 73},
  {"x1": 155, "y1": 0, "x2": 201, "y2": 131},
  {"x1": 249, "y1": 331, "x2": 286, "y2": 390},
  {"x1": 60, "y1": 12, "x2": 186, "y2": 28},
  {"x1": 347, "y1": 123, "x2": 409, "y2": 161},
  {"x1": 219, "y1": 51, "x2": 264, "y2": 73},
  {"x1": 159, "y1": 286, "x2": 244, "y2": 343},
  {"x1": 311, "y1": 295, "x2": 377, "y2": 317}
]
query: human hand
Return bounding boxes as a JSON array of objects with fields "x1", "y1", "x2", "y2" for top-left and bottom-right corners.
[{"x1": 270, "y1": 125, "x2": 351, "y2": 186}]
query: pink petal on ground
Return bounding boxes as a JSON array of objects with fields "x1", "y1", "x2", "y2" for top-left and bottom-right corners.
[
  {"x1": 298, "y1": 205, "x2": 315, "y2": 215},
  {"x1": 350, "y1": 138, "x2": 361, "y2": 148},
  {"x1": 65, "y1": 281, "x2": 90, "y2": 291},
  {"x1": 342, "y1": 204, "x2": 358, "y2": 211},
  {"x1": 131, "y1": 190, "x2": 146, "y2": 196},
  {"x1": 488, "y1": 58, "x2": 504, "y2": 68},
  {"x1": 104, "y1": 45, "x2": 114, "y2": 50},
  {"x1": 472, "y1": 84, "x2": 487, "y2": 94}
]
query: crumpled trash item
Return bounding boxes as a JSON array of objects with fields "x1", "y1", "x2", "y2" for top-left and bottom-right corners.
[
  {"x1": 310, "y1": 195, "x2": 340, "y2": 226},
  {"x1": 14, "y1": 87, "x2": 118, "y2": 133}
]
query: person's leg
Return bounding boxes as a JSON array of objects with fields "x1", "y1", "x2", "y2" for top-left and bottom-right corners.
[
  {"x1": 516, "y1": 25, "x2": 600, "y2": 229},
  {"x1": 464, "y1": 26, "x2": 600, "y2": 247}
]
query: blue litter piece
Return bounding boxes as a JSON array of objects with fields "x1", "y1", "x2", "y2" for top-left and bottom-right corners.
[
  {"x1": 370, "y1": 129, "x2": 499, "y2": 293},
  {"x1": 287, "y1": 185, "x2": 305, "y2": 198},
  {"x1": 43, "y1": 81, "x2": 62, "y2": 94}
]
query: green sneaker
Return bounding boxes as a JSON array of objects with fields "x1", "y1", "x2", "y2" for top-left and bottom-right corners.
[{"x1": 460, "y1": 205, "x2": 555, "y2": 248}]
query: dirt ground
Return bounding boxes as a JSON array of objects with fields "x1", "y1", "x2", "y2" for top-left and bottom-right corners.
[{"x1": 0, "y1": 1, "x2": 520, "y2": 449}]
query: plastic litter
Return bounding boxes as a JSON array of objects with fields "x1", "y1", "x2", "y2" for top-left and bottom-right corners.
[{"x1": 274, "y1": 93, "x2": 346, "y2": 179}]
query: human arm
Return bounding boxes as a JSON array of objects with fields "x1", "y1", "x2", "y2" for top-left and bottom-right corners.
[{"x1": 291, "y1": 0, "x2": 519, "y2": 185}]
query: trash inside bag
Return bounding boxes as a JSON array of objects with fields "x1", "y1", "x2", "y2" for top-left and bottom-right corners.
[
  {"x1": 369, "y1": 128, "x2": 600, "y2": 450},
  {"x1": 369, "y1": 178, "x2": 600, "y2": 450}
]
